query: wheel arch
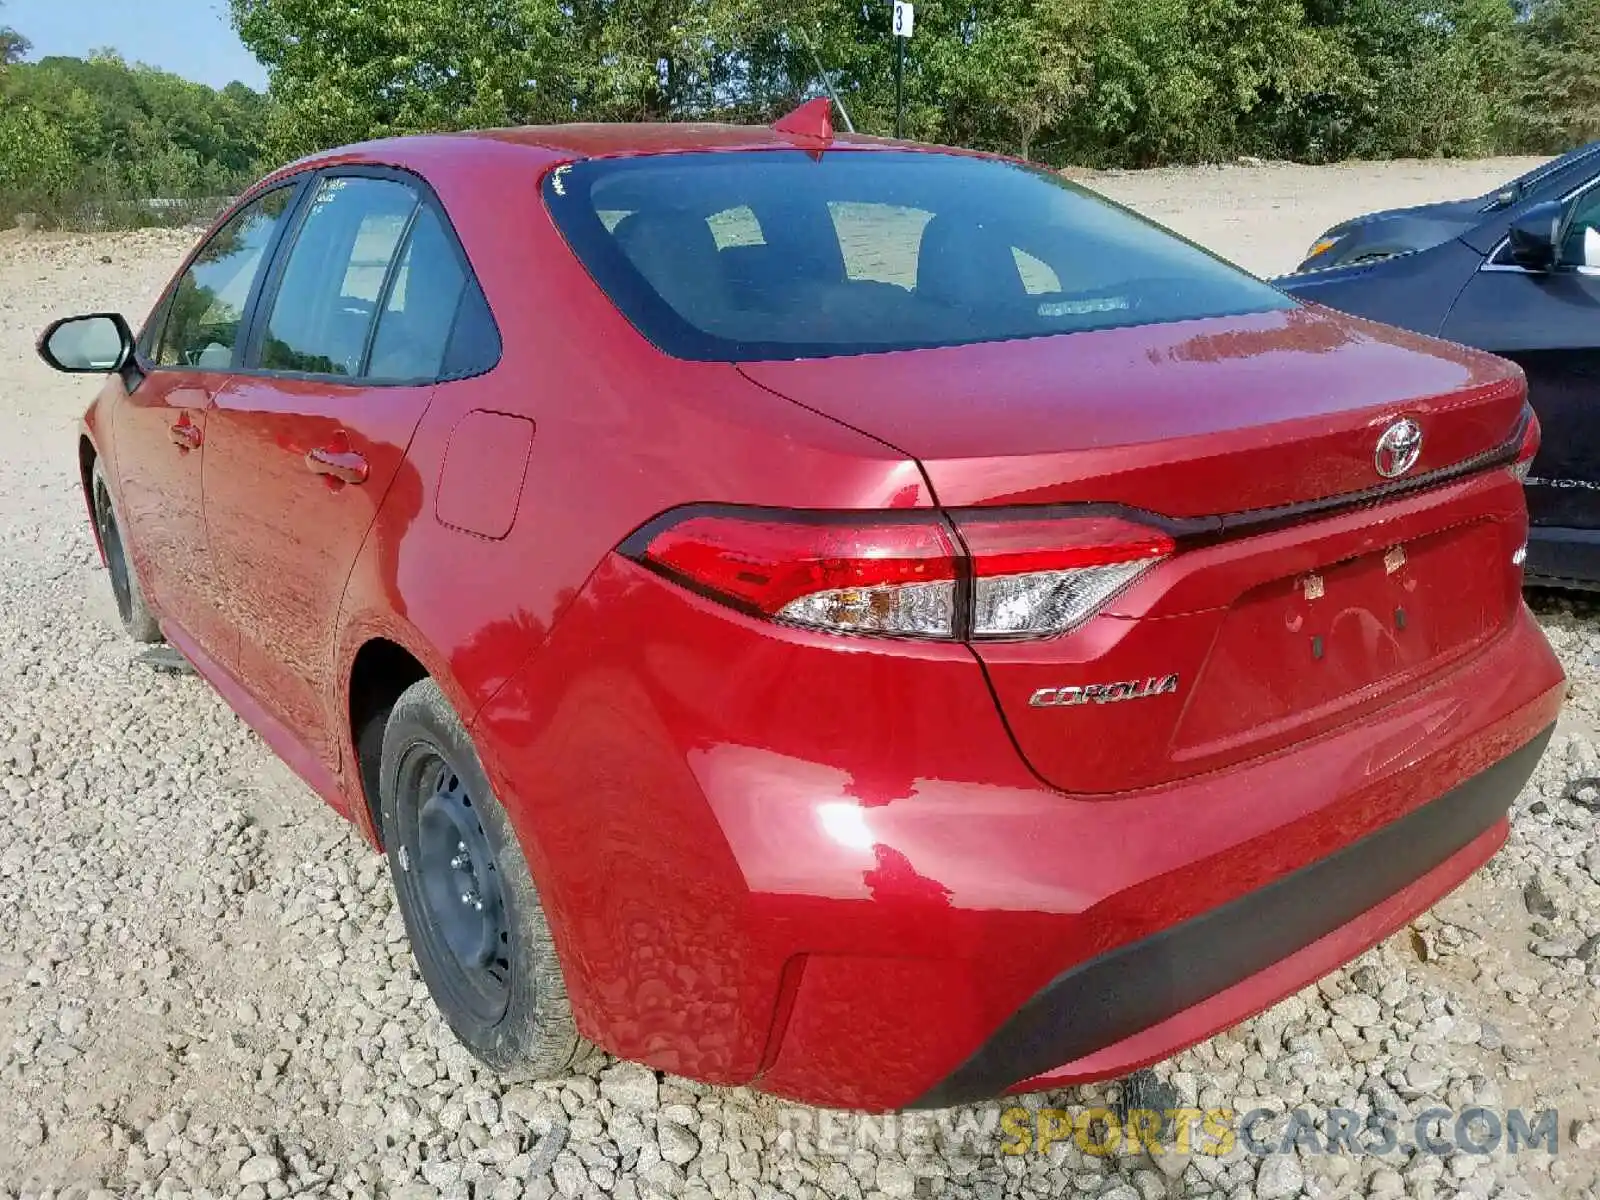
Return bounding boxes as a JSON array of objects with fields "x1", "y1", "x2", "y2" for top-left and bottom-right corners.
[
  {"x1": 346, "y1": 634, "x2": 432, "y2": 848},
  {"x1": 79, "y1": 432, "x2": 105, "y2": 561}
]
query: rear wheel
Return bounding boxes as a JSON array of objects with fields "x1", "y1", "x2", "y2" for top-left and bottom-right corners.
[
  {"x1": 380, "y1": 677, "x2": 591, "y2": 1078},
  {"x1": 90, "y1": 460, "x2": 161, "y2": 643}
]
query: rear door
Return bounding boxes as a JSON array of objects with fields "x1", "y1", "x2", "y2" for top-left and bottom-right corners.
[
  {"x1": 202, "y1": 169, "x2": 485, "y2": 778},
  {"x1": 1441, "y1": 179, "x2": 1600, "y2": 542},
  {"x1": 116, "y1": 183, "x2": 300, "y2": 662}
]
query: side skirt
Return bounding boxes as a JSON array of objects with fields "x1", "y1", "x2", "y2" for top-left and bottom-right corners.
[{"x1": 162, "y1": 620, "x2": 361, "y2": 827}]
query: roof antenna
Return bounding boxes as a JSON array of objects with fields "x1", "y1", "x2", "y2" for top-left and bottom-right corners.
[
  {"x1": 792, "y1": 26, "x2": 855, "y2": 134},
  {"x1": 773, "y1": 97, "x2": 835, "y2": 143}
]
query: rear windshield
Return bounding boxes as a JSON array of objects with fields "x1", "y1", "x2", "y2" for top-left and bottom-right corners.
[{"x1": 543, "y1": 149, "x2": 1293, "y2": 361}]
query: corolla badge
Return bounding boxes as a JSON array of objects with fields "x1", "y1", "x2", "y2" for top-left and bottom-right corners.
[
  {"x1": 1375, "y1": 417, "x2": 1423, "y2": 479},
  {"x1": 1029, "y1": 674, "x2": 1179, "y2": 708}
]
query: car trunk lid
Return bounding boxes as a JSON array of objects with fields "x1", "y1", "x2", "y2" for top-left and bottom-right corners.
[
  {"x1": 738, "y1": 306, "x2": 1523, "y2": 516},
  {"x1": 742, "y1": 305, "x2": 1532, "y2": 793}
]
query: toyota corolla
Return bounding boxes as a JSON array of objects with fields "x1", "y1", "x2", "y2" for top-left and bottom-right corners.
[{"x1": 38, "y1": 103, "x2": 1564, "y2": 1110}]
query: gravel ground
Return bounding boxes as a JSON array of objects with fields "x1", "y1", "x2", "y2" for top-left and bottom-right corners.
[{"x1": 3, "y1": 157, "x2": 1600, "y2": 1199}]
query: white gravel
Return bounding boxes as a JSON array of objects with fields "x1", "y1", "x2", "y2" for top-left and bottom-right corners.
[{"x1": 3, "y1": 159, "x2": 1600, "y2": 1199}]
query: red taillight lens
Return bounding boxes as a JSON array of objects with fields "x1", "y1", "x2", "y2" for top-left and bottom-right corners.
[
  {"x1": 625, "y1": 508, "x2": 1174, "y2": 640},
  {"x1": 636, "y1": 513, "x2": 960, "y2": 636},
  {"x1": 1510, "y1": 410, "x2": 1541, "y2": 482}
]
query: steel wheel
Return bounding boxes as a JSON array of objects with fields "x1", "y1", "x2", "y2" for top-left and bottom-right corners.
[
  {"x1": 380, "y1": 677, "x2": 590, "y2": 1078},
  {"x1": 407, "y1": 752, "x2": 512, "y2": 1024}
]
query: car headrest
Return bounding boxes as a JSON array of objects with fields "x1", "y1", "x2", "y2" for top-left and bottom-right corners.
[
  {"x1": 916, "y1": 215, "x2": 1026, "y2": 309},
  {"x1": 612, "y1": 210, "x2": 726, "y2": 320}
]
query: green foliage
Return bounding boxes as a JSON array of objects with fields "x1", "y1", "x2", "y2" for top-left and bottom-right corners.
[
  {"x1": 229, "y1": 0, "x2": 1600, "y2": 166},
  {"x1": 1517, "y1": 0, "x2": 1600, "y2": 150},
  {"x1": 0, "y1": 46, "x2": 267, "y2": 228},
  {"x1": 230, "y1": 0, "x2": 577, "y2": 160},
  {"x1": 0, "y1": 105, "x2": 74, "y2": 196},
  {"x1": 6, "y1": 0, "x2": 1600, "y2": 232}
]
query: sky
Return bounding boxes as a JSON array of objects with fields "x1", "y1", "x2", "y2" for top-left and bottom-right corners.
[{"x1": 6, "y1": 0, "x2": 269, "y2": 91}]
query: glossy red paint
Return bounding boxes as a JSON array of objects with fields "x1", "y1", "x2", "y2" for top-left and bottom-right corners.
[
  {"x1": 981, "y1": 467, "x2": 1530, "y2": 794},
  {"x1": 770, "y1": 97, "x2": 835, "y2": 145},
  {"x1": 108, "y1": 367, "x2": 236, "y2": 662},
  {"x1": 68, "y1": 124, "x2": 1564, "y2": 1111},
  {"x1": 434, "y1": 411, "x2": 536, "y2": 539},
  {"x1": 203, "y1": 375, "x2": 437, "y2": 780},
  {"x1": 472, "y1": 557, "x2": 1559, "y2": 1108},
  {"x1": 738, "y1": 305, "x2": 1526, "y2": 515}
]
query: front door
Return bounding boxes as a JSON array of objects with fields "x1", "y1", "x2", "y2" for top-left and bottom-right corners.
[
  {"x1": 1441, "y1": 181, "x2": 1600, "y2": 544},
  {"x1": 202, "y1": 172, "x2": 469, "y2": 779},
  {"x1": 114, "y1": 185, "x2": 298, "y2": 661}
]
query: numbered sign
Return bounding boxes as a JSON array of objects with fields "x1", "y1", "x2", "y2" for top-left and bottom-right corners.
[{"x1": 893, "y1": 0, "x2": 914, "y2": 37}]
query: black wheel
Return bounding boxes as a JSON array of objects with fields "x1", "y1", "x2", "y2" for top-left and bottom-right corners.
[
  {"x1": 380, "y1": 677, "x2": 591, "y2": 1077},
  {"x1": 90, "y1": 460, "x2": 161, "y2": 643}
]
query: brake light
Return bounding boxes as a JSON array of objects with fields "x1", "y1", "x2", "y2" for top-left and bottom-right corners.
[
  {"x1": 624, "y1": 508, "x2": 1173, "y2": 640},
  {"x1": 637, "y1": 514, "x2": 959, "y2": 636},
  {"x1": 1510, "y1": 410, "x2": 1541, "y2": 482}
]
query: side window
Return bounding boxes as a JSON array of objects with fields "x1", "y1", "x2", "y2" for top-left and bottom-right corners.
[
  {"x1": 256, "y1": 176, "x2": 417, "y2": 377},
  {"x1": 366, "y1": 205, "x2": 472, "y2": 381},
  {"x1": 155, "y1": 187, "x2": 294, "y2": 368},
  {"x1": 1563, "y1": 185, "x2": 1600, "y2": 268}
]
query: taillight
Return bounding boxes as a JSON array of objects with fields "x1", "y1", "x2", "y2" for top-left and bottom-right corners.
[
  {"x1": 1510, "y1": 410, "x2": 1541, "y2": 482},
  {"x1": 633, "y1": 513, "x2": 959, "y2": 636},
  {"x1": 959, "y1": 514, "x2": 1174, "y2": 637},
  {"x1": 623, "y1": 508, "x2": 1174, "y2": 640}
]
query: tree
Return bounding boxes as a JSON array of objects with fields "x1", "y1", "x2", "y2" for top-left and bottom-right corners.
[
  {"x1": 226, "y1": 0, "x2": 1592, "y2": 170},
  {"x1": 1518, "y1": 0, "x2": 1600, "y2": 148},
  {"x1": 1, "y1": 50, "x2": 269, "y2": 226},
  {"x1": 1, "y1": 0, "x2": 31, "y2": 66},
  {"x1": 0, "y1": 105, "x2": 75, "y2": 207},
  {"x1": 923, "y1": 0, "x2": 1094, "y2": 158},
  {"x1": 230, "y1": 0, "x2": 579, "y2": 160}
]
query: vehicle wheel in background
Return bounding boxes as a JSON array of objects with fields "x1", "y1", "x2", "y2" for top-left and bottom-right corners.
[{"x1": 90, "y1": 459, "x2": 161, "y2": 643}]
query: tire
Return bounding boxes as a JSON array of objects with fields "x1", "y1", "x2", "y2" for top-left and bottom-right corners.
[
  {"x1": 90, "y1": 459, "x2": 162, "y2": 643},
  {"x1": 379, "y1": 677, "x2": 591, "y2": 1078}
]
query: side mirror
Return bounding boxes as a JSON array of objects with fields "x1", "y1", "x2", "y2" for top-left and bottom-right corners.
[
  {"x1": 1507, "y1": 201, "x2": 1564, "y2": 273},
  {"x1": 37, "y1": 313, "x2": 135, "y2": 374}
]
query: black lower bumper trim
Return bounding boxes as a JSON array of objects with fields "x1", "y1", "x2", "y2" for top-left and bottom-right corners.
[
  {"x1": 1526, "y1": 526, "x2": 1600, "y2": 591},
  {"x1": 912, "y1": 724, "x2": 1553, "y2": 1109}
]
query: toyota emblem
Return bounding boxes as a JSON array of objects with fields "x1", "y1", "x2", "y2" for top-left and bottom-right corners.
[{"x1": 1375, "y1": 418, "x2": 1423, "y2": 479}]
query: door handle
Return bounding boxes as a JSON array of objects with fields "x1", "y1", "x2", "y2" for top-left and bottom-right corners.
[
  {"x1": 306, "y1": 446, "x2": 369, "y2": 485},
  {"x1": 168, "y1": 420, "x2": 202, "y2": 451}
]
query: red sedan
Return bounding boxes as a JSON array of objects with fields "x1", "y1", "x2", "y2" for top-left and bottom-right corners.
[{"x1": 38, "y1": 105, "x2": 1564, "y2": 1111}]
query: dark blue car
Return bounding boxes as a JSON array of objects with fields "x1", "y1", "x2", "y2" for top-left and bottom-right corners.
[{"x1": 1279, "y1": 143, "x2": 1600, "y2": 588}]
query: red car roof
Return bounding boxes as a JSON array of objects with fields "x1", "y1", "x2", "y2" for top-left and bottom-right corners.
[
  {"x1": 465, "y1": 122, "x2": 899, "y2": 157},
  {"x1": 267, "y1": 122, "x2": 962, "y2": 186}
]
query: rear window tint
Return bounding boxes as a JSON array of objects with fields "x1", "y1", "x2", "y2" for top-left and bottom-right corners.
[{"x1": 544, "y1": 150, "x2": 1293, "y2": 362}]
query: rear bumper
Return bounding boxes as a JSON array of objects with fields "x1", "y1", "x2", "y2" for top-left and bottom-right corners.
[
  {"x1": 914, "y1": 723, "x2": 1549, "y2": 1107},
  {"x1": 475, "y1": 562, "x2": 1564, "y2": 1111}
]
